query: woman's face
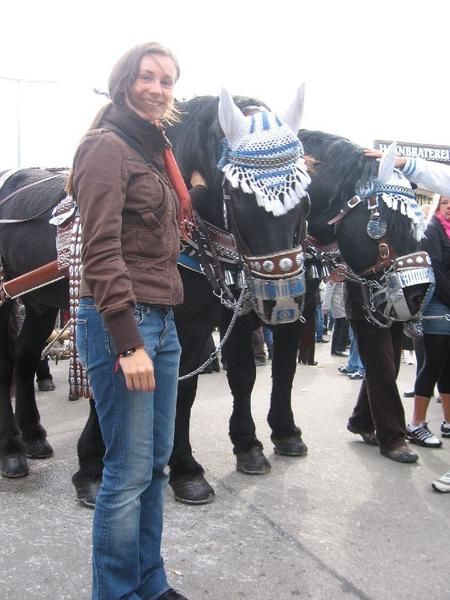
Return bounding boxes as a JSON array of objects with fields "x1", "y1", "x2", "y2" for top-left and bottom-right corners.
[
  {"x1": 127, "y1": 53, "x2": 177, "y2": 122},
  {"x1": 438, "y1": 196, "x2": 450, "y2": 221}
]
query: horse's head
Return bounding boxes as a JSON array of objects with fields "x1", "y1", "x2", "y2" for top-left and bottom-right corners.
[
  {"x1": 217, "y1": 87, "x2": 311, "y2": 324},
  {"x1": 303, "y1": 132, "x2": 434, "y2": 326}
]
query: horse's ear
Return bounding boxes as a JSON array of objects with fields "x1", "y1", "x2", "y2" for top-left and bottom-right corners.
[
  {"x1": 218, "y1": 88, "x2": 248, "y2": 149},
  {"x1": 378, "y1": 141, "x2": 397, "y2": 184},
  {"x1": 278, "y1": 84, "x2": 305, "y2": 134}
]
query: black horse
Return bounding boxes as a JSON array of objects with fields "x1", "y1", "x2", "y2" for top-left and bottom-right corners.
[
  {"x1": 167, "y1": 127, "x2": 433, "y2": 500},
  {"x1": 0, "y1": 168, "x2": 69, "y2": 476},
  {"x1": 0, "y1": 91, "x2": 312, "y2": 505}
]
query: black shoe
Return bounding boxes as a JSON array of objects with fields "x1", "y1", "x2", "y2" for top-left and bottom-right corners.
[
  {"x1": 347, "y1": 423, "x2": 378, "y2": 446},
  {"x1": 331, "y1": 350, "x2": 349, "y2": 357},
  {"x1": 37, "y1": 378, "x2": 56, "y2": 392},
  {"x1": 381, "y1": 443, "x2": 418, "y2": 463},
  {"x1": 236, "y1": 446, "x2": 271, "y2": 474},
  {"x1": 254, "y1": 357, "x2": 266, "y2": 366},
  {"x1": 316, "y1": 339, "x2": 329, "y2": 343},
  {"x1": 158, "y1": 589, "x2": 188, "y2": 600},
  {"x1": 403, "y1": 390, "x2": 415, "y2": 398}
]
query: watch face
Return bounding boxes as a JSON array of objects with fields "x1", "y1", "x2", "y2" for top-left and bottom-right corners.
[{"x1": 366, "y1": 217, "x2": 387, "y2": 240}]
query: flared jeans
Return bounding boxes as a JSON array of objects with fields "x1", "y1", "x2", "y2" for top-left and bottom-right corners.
[{"x1": 76, "y1": 298, "x2": 181, "y2": 600}]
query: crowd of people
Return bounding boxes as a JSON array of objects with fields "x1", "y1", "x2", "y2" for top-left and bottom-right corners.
[{"x1": 29, "y1": 38, "x2": 449, "y2": 600}]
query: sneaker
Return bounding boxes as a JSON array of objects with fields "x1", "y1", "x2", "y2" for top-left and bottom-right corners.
[
  {"x1": 348, "y1": 371, "x2": 364, "y2": 380},
  {"x1": 406, "y1": 422, "x2": 442, "y2": 448},
  {"x1": 441, "y1": 421, "x2": 450, "y2": 438},
  {"x1": 338, "y1": 366, "x2": 353, "y2": 375},
  {"x1": 432, "y1": 470, "x2": 450, "y2": 493}
]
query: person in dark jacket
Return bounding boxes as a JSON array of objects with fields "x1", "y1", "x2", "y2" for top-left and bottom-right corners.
[
  {"x1": 71, "y1": 42, "x2": 195, "y2": 600},
  {"x1": 405, "y1": 195, "x2": 450, "y2": 448}
]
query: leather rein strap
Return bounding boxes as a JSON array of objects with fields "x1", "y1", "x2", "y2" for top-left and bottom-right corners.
[{"x1": 327, "y1": 194, "x2": 396, "y2": 276}]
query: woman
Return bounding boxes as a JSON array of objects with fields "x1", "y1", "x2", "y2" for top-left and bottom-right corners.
[
  {"x1": 406, "y1": 195, "x2": 450, "y2": 449},
  {"x1": 72, "y1": 43, "x2": 193, "y2": 599}
]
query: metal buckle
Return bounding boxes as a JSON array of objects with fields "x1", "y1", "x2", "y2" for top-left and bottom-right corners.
[{"x1": 379, "y1": 243, "x2": 390, "y2": 259}]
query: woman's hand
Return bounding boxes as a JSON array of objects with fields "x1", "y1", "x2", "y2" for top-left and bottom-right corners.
[
  {"x1": 190, "y1": 170, "x2": 207, "y2": 188},
  {"x1": 364, "y1": 148, "x2": 407, "y2": 170},
  {"x1": 119, "y1": 347, "x2": 155, "y2": 392}
]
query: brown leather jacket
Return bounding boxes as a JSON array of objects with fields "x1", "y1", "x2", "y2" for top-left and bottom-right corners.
[{"x1": 72, "y1": 107, "x2": 183, "y2": 354}]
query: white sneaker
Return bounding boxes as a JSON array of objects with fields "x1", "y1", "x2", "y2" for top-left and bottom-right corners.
[
  {"x1": 441, "y1": 421, "x2": 450, "y2": 438},
  {"x1": 432, "y1": 470, "x2": 450, "y2": 493},
  {"x1": 406, "y1": 422, "x2": 442, "y2": 447}
]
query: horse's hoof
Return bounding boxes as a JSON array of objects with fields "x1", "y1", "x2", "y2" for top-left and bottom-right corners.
[
  {"x1": 169, "y1": 472, "x2": 215, "y2": 505},
  {"x1": 24, "y1": 438, "x2": 54, "y2": 459},
  {"x1": 272, "y1": 434, "x2": 308, "y2": 457},
  {"x1": 37, "y1": 378, "x2": 56, "y2": 392},
  {"x1": 1, "y1": 454, "x2": 30, "y2": 478},
  {"x1": 236, "y1": 446, "x2": 271, "y2": 474},
  {"x1": 72, "y1": 474, "x2": 101, "y2": 509}
]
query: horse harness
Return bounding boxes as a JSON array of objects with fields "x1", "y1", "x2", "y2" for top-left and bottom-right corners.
[
  {"x1": 305, "y1": 190, "x2": 435, "y2": 328},
  {"x1": 179, "y1": 178, "x2": 308, "y2": 326}
]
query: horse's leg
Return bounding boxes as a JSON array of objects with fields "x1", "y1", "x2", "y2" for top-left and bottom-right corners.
[
  {"x1": 168, "y1": 270, "x2": 218, "y2": 504},
  {"x1": 169, "y1": 321, "x2": 216, "y2": 504},
  {"x1": 14, "y1": 304, "x2": 57, "y2": 460},
  {"x1": 267, "y1": 277, "x2": 320, "y2": 457},
  {"x1": 223, "y1": 310, "x2": 271, "y2": 474},
  {"x1": 0, "y1": 301, "x2": 29, "y2": 477},
  {"x1": 72, "y1": 398, "x2": 104, "y2": 508},
  {"x1": 268, "y1": 321, "x2": 308, "y2": 456}
]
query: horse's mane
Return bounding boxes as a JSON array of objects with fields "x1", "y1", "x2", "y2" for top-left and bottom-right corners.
[
  {"x1": 300, "y1": 129, "x2": 416, "y2": 252},
  {"x1": 300, "y1": 129, "x2": 375, "y2": 207},
  {"x1": 169, "y1": 95, "x2": 268, "y2": 202}
]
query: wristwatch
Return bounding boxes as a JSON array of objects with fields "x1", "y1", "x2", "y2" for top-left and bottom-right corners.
[{"x1": 119, "y1": 348, "x2": 137, "y2": 358}]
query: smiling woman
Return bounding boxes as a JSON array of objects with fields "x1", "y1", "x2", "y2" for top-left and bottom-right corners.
[
  {"x1": 127, "y1": 55, "x2": 178, "y2": 122},
  {"x1": 69, "y1": 42, "x2": 190, "y2": 600}
]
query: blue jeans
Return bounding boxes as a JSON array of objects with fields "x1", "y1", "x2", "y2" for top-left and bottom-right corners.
[
  {"x1": 315, "y1": 302, "x2": 324, "y2": 341},
  {"x1": 76, "y1": 298, "x2": 181, "y2": 600},
  {"x1": 347, "y1": 325, "x2": 365, "y2": 374}
]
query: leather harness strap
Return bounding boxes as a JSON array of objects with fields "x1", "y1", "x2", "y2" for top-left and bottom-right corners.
[
  {"x1": 358, "y1": 238, "x2": 396, "y2": 276},
  {"x1": 327, "y1": 195, "x2": 362, "y2": 226}
]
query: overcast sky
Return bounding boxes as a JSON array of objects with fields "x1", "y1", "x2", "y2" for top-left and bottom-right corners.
[{"x1": 1, "y1": 0, "x2": 448, "y2": 167}]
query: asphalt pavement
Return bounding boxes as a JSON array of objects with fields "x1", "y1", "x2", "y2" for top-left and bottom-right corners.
[{"x1": 1, "y1": 341, "x2": 449, "y2": 600}]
